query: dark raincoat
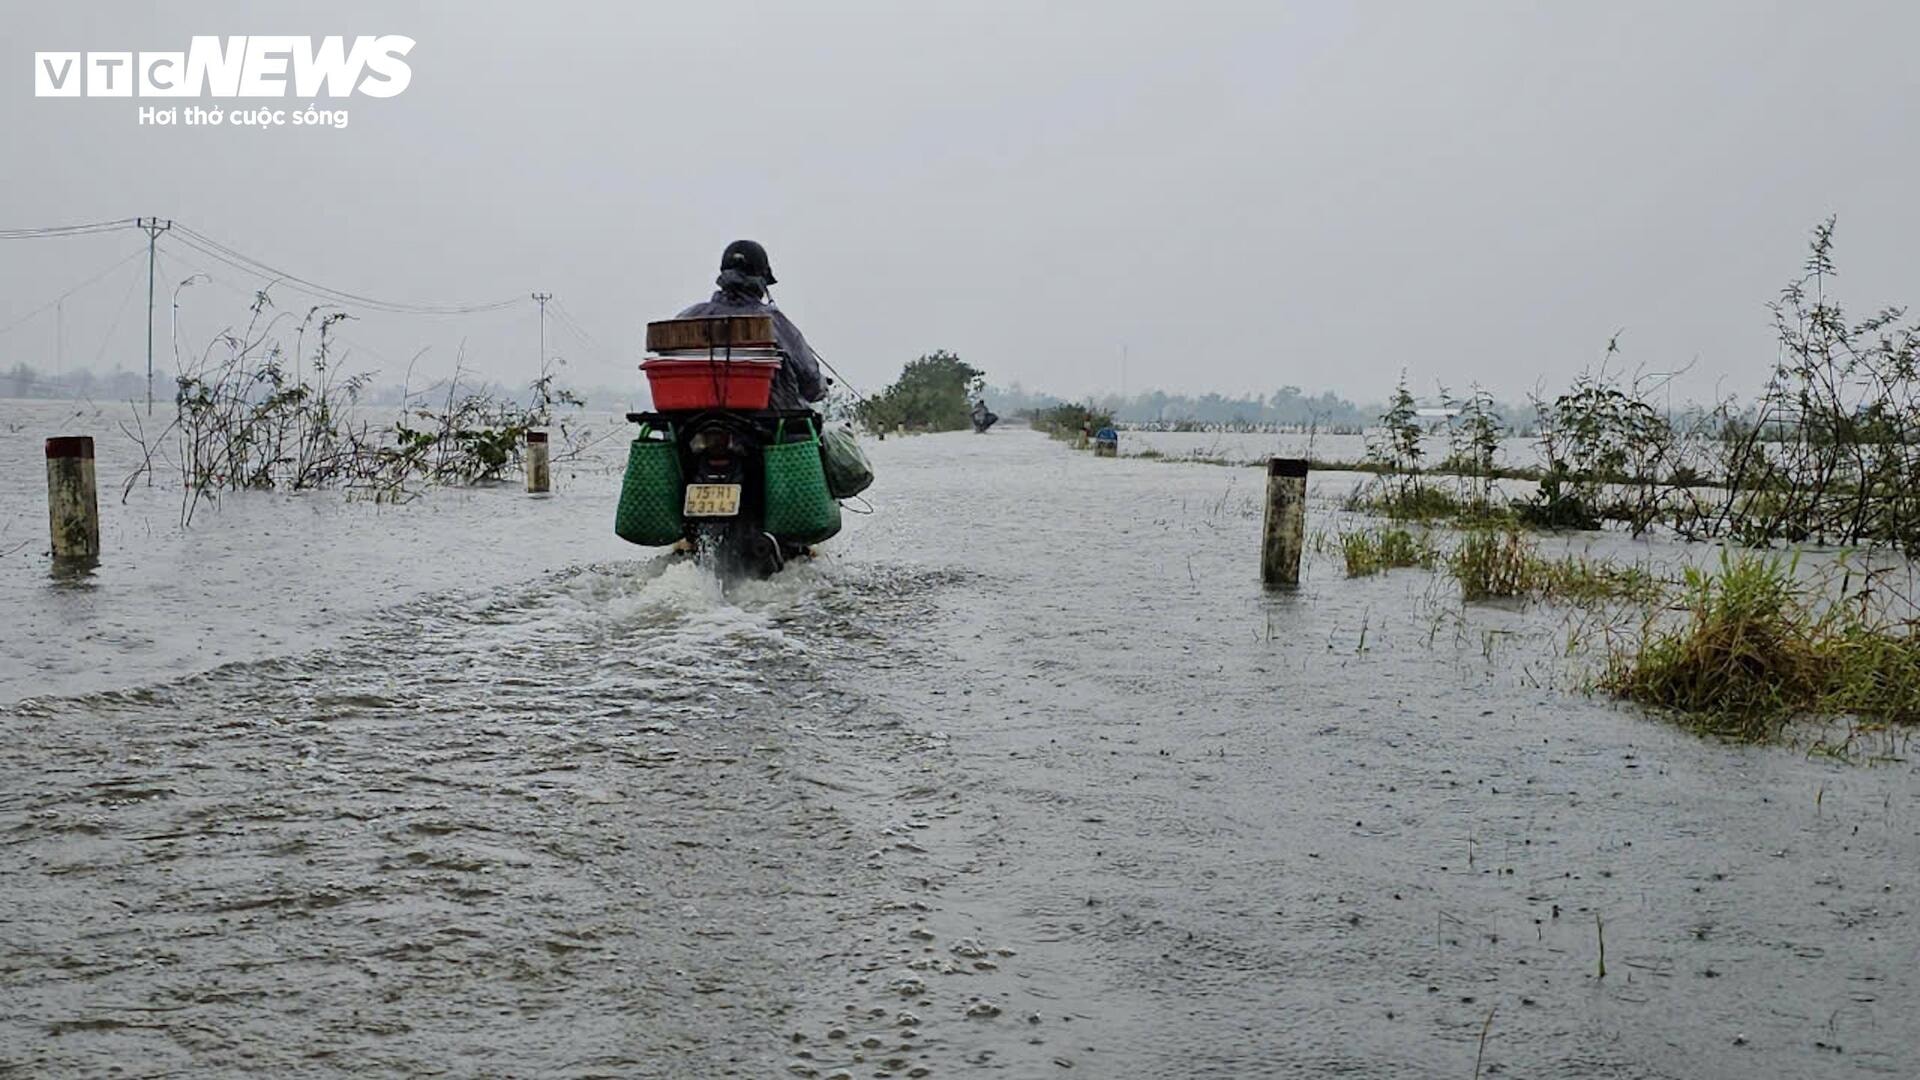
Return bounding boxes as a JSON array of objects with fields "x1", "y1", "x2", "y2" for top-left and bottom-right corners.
[{"x1": 677, "y1": 273, "x2": 825, "y2": 411}]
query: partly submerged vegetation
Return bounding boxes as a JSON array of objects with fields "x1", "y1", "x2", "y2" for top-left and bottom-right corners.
[
  {"x1": 1133, "y1": 221, "x2": 1920, "y2": 562},
  {"x1": 1342, "y1": 221, "x2": 1920, "y2": 554},
  {"x1": 1447, "y1": 527, "x2": 1536, "y2": 601},
  {"x1": 1344, "y1": 483, "x2": 1516, "y2": 527},
  {"x1": 1092, "y1": 219, "x2": 1920, "y2": 742},
  {"x1": 1602, "y1": 552, "x2": 1920, "y2": 740},
  {"x1": 122, "y1": 287, "x2": 588, "y2": 523},
  {"x1": 1448, "y1": 528, "x2": 1662, "y2": 605},
  {"x1": 1031, "y1": 401, "x2": 1115, "y2": 442},
  {"x1": 853, "y1": 350, "x2": 984, "y2": 433},
  {"x1": 1339, "y1": 525, "x2": 1438, "y2": 577},
  {"x1": 1329, "y1": 523, "x2": 1915, "y2": 740},
  {"x1": 1338, "y1": 523, "x2": 1661, "y2": 605}
]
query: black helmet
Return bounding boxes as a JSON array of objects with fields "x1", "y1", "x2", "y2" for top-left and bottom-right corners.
[{"x1": 719, "y1": 240, "x2": 776, "y2": 286}]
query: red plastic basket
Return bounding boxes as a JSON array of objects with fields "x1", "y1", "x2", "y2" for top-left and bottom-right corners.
[{"x1": 641, "y1": 358, "x2": 780, "y2": 410}]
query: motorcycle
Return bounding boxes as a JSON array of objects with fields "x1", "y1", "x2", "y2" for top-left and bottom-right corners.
[
  {"x1": 616, "y1": 315, "x2": 847, "y2": 579},
  {"x1": 622, "y1": 404, "x2": 823, "y2": 579}
]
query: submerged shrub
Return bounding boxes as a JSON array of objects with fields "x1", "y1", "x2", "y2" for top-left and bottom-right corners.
[
  {"x1": 1603, "y1": 553, "x2": 1818, "y2": 737},
  {"x1": 1368, "y1": 373, "x2": 1425, "y2": 479},
  {"x1": 1820, "y1": 626, "x2": 1920, "y2": 727},
  {"x1": 1450, "y1": 528, "x2": 1535, "y2": 600},
  {"x1": 1602, "y1": 551, "x2": 1920, "y2": 738},
  {"x1": 125, "y1": 287, "x2": 586, "y2": 525},
  {"x1": 1340, "y1": 526, "x2": 1436, "y2": 577},
  {"x1": 1031, "y1": 401, "x2": 1114, "y2": 441},
  {"x1": 854, "y1": 350, "x2": 984, "y2": 432},
  {"x1": 1529, "y1": 555, "x2": 1663, "y2": 606},
  {"x1": 1674, "y1": 219, "x2": 1920, "y2": 555},
  {"x1": 1447, "y1": 528, "x2": 1662, "y2": 605},
  {"x1": 1345, "y1": 483, "x2": 1513, "y2": 526}
]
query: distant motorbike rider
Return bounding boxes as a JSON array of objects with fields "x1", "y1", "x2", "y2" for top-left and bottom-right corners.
[{"x1": 677, "y1": 240, "x2": 826, "y2": 412}]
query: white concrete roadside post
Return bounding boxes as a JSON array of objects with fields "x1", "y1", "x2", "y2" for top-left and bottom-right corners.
[
  {"x1": 46, "y1": 436, "x2": 99, "y2": 560},
  {"x1": 526, "y1": 431, "x2": 551, "y2": 494},
  {"x1": 1261, "y1": 457, "x2": 1307, "y2": 587}
]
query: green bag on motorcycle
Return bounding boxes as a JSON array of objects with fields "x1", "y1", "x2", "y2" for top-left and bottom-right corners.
[
  {"x1": 614, "y1": 425, "x2": 684, "y2": 546},
  {"x1": 820, "y1": 423, "x2": 874, "y2": 498},
  {"x1": 763, "y1": 418, "x2": 841, "y2": 543}
]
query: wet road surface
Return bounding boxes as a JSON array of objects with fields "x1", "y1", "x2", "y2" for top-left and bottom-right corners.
[{"x1": 3, "y1": 409, "x2": 1918, "y2": 1077}]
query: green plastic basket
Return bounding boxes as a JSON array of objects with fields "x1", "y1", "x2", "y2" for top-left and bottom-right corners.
[
  {"x1": 763, "y1": 418, "x2": 841, "y2": 544},
  {"x1": 614, "y1": 425, "x2": 684, "y2": 546}
]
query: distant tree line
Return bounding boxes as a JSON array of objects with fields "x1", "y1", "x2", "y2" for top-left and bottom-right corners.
[
  {"x1": 978, "y1": 382, "x2": 1531, "y2": 432},
  {"x1": 1096, "y1": 386, "x2": 1378, "y2": 428},
  {"x1": 0, "y1": 360, "x2": 632, "y2": 410},
  {"x1": 1, "y1": 363, "x2": 160, "y2": 402}
]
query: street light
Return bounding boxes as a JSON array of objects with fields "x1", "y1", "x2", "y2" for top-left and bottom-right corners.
[{"x1": 170, "y1": 273, "x2": 210, "y2": 389}]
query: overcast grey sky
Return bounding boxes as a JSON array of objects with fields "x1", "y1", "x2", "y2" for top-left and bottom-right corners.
[{"x1": 5, "y1": 1, "x2": 1919, "y2": 405}]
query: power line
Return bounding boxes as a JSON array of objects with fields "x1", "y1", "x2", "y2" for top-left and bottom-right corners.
[
  {"x1": 0, "y1": 244, "x2": 146, "y2": 337},
  {"x1": 547, "y1": 297, "x2": 602, "y2": 350},
  {"x1": 547, "y1": 297, "x2": 620, "y2": 368},
  {"x1": 6, "y1": 215, "x2": 606, "y2": 389},
  {"x1": 90, "y1": 258, "x2": 146, "y2": 369},
  {"x1": 549, "y1": 320, "x2": 610, "y2": 367},
  {"x1": 6, "y1": 214, "x2": 553, "y2": 321},
  {"x1": 811, "y1": 347, "x2": 869, "y2": 404},
  {"x1": 0, "y1": 218, "x2": 137, "y2": 240},
  {"x1": 168, "y1": 223, "x2": 523, "y2": 315}
]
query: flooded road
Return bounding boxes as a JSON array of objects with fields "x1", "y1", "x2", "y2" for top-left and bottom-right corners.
[{"x1": 4, "y1": 403, "x2": 1918, "y2": 1077}]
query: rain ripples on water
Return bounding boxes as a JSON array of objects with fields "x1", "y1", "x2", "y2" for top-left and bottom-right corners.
[{"x1": 3, "y1": 402, "x2": 1918, "y2": 1077}]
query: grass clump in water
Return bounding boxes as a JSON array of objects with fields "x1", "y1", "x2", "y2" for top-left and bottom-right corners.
[
  {"x1": 1449, "y1": 528, "x2": 1535, "y2": 599},
  {"x1": 1530, "y1": 554, "x2": 1664, "y2": 605},
  {"x1": 1448, "y1": 527, "x2": 1665, "y2": 604},
  {"x1": 1345, "y1": 483, "x2": 1516, "y2": 527},
  {"x1": 1602, "y1": 551, "x2": 1920, "y2": 739},
  {"x1": 1340, "y1": 526, "x2": 1438, "y2": 577}
]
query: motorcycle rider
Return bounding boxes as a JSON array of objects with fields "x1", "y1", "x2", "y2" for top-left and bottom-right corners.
[
  {"x1": 677, "y1": 240, "x2": 826, "y2": 412},
  {"x1": 667, "y1": 241, "x2": 832, "y2": 560}
]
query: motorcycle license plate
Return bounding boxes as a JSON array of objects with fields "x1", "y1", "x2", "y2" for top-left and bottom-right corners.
[{"x1": 683, "y1": 483, "x2": 742, "y2": 517}]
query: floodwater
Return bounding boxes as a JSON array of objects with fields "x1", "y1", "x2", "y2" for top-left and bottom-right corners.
[{"x1": 3, "y1": 400, "x2": 1918, "y2": 1078}]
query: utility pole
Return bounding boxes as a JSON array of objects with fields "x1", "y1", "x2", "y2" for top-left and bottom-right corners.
[
  {"x1": 531, "y1": 292, "x2": 553, "y2": 376},
  {"x1": 138, "y1": 217, "x2": 173, "y2": 414}
]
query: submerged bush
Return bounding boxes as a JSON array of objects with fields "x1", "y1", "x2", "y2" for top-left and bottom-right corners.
[
  {"x1": 125, "y1": 287, "x2": 586, "y2": 524},
  {"x1": 854, "y1": 350, "x2": 984, "y2": 432},
  {"x1": 1448, "y1": 527, "x2": 1663, "y2": 605},
  {"x1": 1604, "y1": 554, "x2": 1820, "y2": 737},
  {"x1": 1450, "y1": 528, "x2": 1535, "y2": 600},
  {"x1": 1322, "y1": 219, "x2": 1920, "y2": 556},
  {"x1": 1603, "y1": 551, "x2": 1920, "y2": 738},
  {"x1": 1340, "y1": 526, "x2": 1437, "y2": 577},
  {"x1": 1441, "y1": 384, "x2": 1507, "y2": 507},
  {"x1": 1524, "y1": 345, "x2": 1681, "y2": 536},
  {"x1": 1529, "y1": 554, "x2": 1663, "y2": 606},
  {"x1": 1672, "y1": 219, "x2": 1920, "y2": 555},
  {"x1": 1345, "y1": 482, "x2": 1514, "y2": 526},
  {"x1": 1031, "y1": 401, "x2": 1115, "y2": 441}
]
